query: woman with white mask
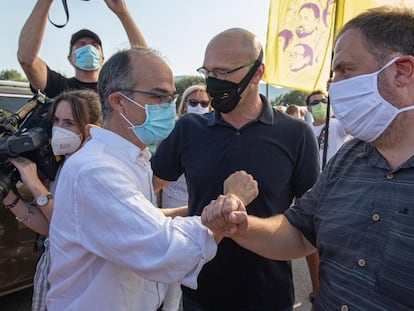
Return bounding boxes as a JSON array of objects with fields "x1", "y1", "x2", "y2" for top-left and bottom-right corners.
[{"x1": 1, "y1": 89, "x2": 103, "y2": 311}]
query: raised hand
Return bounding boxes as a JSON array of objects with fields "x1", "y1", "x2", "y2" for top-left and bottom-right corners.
[
  {"x1": 104, "y1": 0, "x2": 129, "y2": 15},
  {"x1": 223, "y1": 170, "x2": 258, "y2": 206}
]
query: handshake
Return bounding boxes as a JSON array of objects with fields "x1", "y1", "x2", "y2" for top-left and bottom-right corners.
[{"x1": 201, "y1": 170, "x2": 258, "y2": 239}]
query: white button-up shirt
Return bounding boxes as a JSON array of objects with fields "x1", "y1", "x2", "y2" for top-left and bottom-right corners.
[{"x1": 47, "y1": 128, "x2": 217, "y2": 311}]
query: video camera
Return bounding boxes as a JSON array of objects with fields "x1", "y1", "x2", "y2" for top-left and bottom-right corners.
[{"x1": 0, "y1": 91, "x2": 59, "y2": 202}]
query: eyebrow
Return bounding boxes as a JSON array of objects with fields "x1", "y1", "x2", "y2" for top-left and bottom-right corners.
[{"x1": 151, "y1": 87, "x2": 177, "y2": 96}]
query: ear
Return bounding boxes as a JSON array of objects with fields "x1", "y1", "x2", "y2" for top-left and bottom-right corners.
[
  {"x1": 68, "y1": 54, "x2": 74, "y2": 66},
  {"x1": 252, "y1": 63, "x2": 265, "y2": 84},
  {"x1": 394, "y1": 56, "x2": 414, "y2": 87},
  {"x1": 108, "y1": 92, "x2": 126, "y2": 114},
  {"x1": 84, "y1": 124, "x2": 101, "y2": 139}
]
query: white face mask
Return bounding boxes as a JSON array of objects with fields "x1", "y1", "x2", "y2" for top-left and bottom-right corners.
[
  {"x1": 187, "y1": 103, "x2": 210, "y2": 115},
  {"x1": 51, "y1": 126, "x2": 82, "y2": 155},
  {"x1": 330, "y1": 57, "x2": 414, "y2": 142}
]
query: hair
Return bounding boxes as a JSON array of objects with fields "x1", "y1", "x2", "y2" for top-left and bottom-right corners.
[
  {"x1": 51, "y1": 89, "x2": 103, "y2": 131},
  {"x1": 278, "y1": 29, "x2": 293, "y2": 51},
  {"x1": 306, "y1": 90, "x2": 325, "y2": 106},
  {"x1": 286, "y1": 104, "x2": 300, "y2": 116},
  {"x1": 299, "y1": 2, "x2": 320, "y2": 18},
  {"x1": 336, "y1": 6, "x2": 414, "y2": 66},
  {"x1": 97, "y1": 47, "x2": 161, "y2": 119},
  {"x1": 177, "y1": 84, "x2": 208, "y2": 117}
]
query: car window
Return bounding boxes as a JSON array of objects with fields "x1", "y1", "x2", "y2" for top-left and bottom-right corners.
[{"x1": 0, "y1": 80, "x2": 39, "y2": 297}]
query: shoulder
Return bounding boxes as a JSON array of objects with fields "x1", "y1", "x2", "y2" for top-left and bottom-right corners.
[
  {"x1": 171, "y1": 112, "x2": 213, "y2": 134},
  {"x1": 275, "y1": 111, "x2": 315, "y2": 135}
]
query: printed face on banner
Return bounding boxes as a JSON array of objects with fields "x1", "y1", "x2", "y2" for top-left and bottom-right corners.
[{"x1": 266, "y1": 0, "x2": 336, "y2": 91}]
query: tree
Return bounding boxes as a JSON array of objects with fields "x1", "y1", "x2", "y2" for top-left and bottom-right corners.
[
  {"x1": 271, "y1": 90, "x2": 307, "y2": 107},
  {"x1": 0, "y1": 69, "x2": 28, "y2": 82}
]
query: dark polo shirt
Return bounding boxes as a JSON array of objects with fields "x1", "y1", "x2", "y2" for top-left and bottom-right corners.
[{"x1": 152, "y1": 95, "x2": 319, "y2": 310}]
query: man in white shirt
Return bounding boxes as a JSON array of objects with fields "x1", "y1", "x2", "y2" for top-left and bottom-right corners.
[
  {"x1": 47, "y1": 47, "x2": 258, "y2": 311},
  {"x1": 306, "y1": 90, "x2": 352, "y2": 169}
]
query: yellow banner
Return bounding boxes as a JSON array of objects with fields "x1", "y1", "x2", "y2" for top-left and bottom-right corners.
[{"x1": 264, "y1": 0, "x2": 414, "y2": 92}]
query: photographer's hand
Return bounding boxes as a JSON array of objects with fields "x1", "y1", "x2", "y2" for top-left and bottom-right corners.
[
  {"x1": 8, "y1": 157, "x2": 53, "y2": 223},
  {"x1": 104, "y1": 0, "x2": 148, "y2": 48},
  {"x1": 8, "y1": 157, "x2": 49, "y2": 196}
]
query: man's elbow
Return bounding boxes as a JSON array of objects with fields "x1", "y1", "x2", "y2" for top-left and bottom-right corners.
[{"x1": 17, "y1": 50, "x2": 33, "y2": 69}]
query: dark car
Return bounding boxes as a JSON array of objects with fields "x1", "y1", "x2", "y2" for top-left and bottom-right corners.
[{"x1": 0, "y1": 80, "x2": 40, "y2": 297}]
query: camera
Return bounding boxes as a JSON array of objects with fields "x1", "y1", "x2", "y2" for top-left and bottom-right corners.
[{"x1": 0, "y1": 91, "x2": 59, "y2": 203}]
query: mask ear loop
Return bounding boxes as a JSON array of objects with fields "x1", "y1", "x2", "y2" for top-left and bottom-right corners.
[
  {"x1": 236, "y1": 49, "x2": 264, "y2": 94},
  {"x1": 118, "y1": 93, "x2": 148, "y2": 128}
]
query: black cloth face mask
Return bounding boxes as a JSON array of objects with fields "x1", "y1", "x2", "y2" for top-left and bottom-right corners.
[{"x1": 206, "y1": 49, "x2": 263, "y2": 113}]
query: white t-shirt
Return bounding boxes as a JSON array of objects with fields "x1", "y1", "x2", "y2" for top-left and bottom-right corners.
[
  {"x1": 312, "y1": 118, "x2": 352, "y2": 168},
  {"x1": 47, "y1": 128, "x2": 216, "y2": 311},
  {"x1": 161, "y1": 174, "x2": 188, "y2": 208}
]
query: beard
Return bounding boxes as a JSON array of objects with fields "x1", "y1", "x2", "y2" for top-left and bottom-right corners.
[{"x1": 373, "y1": 74, "x2": 406, "y2": 147}]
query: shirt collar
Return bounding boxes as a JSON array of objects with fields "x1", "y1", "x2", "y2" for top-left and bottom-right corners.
[
  {"x1": 357, "y1": 141, "x2": 414, "y2": 170},
  {"x1": 90, "y1": 128, "x2": 151, "y2": 163},
  {"x1": 207, "y1": 94, "x2": 273, "y2": 127}
]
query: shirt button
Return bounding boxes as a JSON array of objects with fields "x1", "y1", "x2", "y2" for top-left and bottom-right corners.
[
  {"x1": 235, "y1": 131, "x2": 240, "y2": 136},
  {"x1": 372, "y1": 213, "x2": 380, "y2": 221},
  {"x1": 358, "y1": 258, "x2": 366, "y2": 267},
  {"x1": 386, "y1": 173, "x2": 394, "y2": 179},
  {"x1": 341, "y1": 305, "x2": 349, "y2": 311}
]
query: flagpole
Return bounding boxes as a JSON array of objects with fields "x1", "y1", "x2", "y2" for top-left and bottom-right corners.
[{"x1": 322, "y1": 0, "x2": 345, "y2": 170}]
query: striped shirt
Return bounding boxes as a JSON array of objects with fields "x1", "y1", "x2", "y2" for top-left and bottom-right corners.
[{"x1": 285, "y1": 139, "x2": 414, "y2": 311}]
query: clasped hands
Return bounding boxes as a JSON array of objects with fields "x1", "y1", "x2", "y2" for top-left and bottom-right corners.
[{"x1": 201, "y1": 170, "x2": 258, "y2": 238}]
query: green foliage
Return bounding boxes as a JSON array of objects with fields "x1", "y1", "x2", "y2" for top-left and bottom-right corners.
[
  {"x1": 174, "y1": 75, "x2": 205, "y2": 104},
  {"x1": 0, "y1": 69, "x2": 28, "y2": 82},
  {"x1": 271, "y1": 90, "x2": 308, "y2": 107}
]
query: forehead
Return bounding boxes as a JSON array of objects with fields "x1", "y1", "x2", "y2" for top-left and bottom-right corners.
[
  {"x1": 187, "y1": 90, "x2": 209, "y2": 100},
  {"x1": 204, "y1": 35, "x2": 247, "y2": 68},
  {"x1": 332, "y1": 29, "x2": 375, "y2": 69},
  {"x1": 133, "y1": 53, "x2": 175, "y2": 93},
  {"x1": 55, "y1": 100, "x2": 74, "y2": 118},
  {"x1": 309, "y1": 93, "x2": 325, "y2": 102}
]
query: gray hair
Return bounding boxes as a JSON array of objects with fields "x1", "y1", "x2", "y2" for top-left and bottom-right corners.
[{"x1": 97, "y1": 47, "x2": 158, "y2": 119}]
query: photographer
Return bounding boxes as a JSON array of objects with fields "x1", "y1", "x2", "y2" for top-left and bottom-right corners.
[
  {"x1": 17, "y1": 0, "x2": 147, "y2": 98},
  {"x1": 2, "y1": 89, "x2": 103, "y2": 311}
]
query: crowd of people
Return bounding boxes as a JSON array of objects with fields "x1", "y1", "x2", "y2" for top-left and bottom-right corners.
[{"x1": 2, "y1": 1, "x2": 414, "y2": 311}]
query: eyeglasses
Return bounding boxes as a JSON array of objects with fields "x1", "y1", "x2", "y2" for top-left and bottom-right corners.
[
  {"x1": 309, "y1": 98, "x2": 328, "y2": 106},
  {"x1": 187, "y1": 99, "x2": 210, "y2": 108},
  {"x1": 117, "y1": 89, "x2": 178, "y2": 105},
  {"x1": 197, "y1": 59, "x2": 256, "y2": 80}
]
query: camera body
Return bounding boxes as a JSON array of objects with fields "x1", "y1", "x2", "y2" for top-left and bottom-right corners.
[{"x1": 0, "y1": 91, "x2": 59, "y2": 202}]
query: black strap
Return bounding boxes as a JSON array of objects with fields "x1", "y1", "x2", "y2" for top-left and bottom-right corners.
[
  {"x1": 48, "y1": 0, "x2": 90, "y2": 28},
  {"x1": 317, "y1": 125, "x2": 327, "y2": 149}
]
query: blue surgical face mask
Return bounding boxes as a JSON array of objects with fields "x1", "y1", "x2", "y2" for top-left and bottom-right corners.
[
  {"x1": 73, "y1": 45, "x2": 101, "y2": 71},
  {"x1": 119, "y1": 93, "x2": 176, "y2": 145}
]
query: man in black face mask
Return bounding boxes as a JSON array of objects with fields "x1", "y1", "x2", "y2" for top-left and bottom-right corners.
[{"x1": 151, "y1": 28, "x2": 320, "y2": 311}]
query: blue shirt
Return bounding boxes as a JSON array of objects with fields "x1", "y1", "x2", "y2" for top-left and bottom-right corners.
[
  {"x1": 152, "y1": 96, "x2": 320, "y2": 310},
  {"x1": 285, "y1": 139, "x2": 414, "y2": 311}
]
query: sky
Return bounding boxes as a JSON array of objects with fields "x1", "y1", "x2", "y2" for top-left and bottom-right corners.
[{"x1": 2, "y1": 0, "x2": 271, "y2": 78}]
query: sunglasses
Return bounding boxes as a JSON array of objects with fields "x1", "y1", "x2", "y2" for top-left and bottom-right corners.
[
  {"x1": 309, "y1": 98, "x2": 328, "y2": 106},
  {"x1": 187, "y1": 99, "x2": 210, "y2": 108}
]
